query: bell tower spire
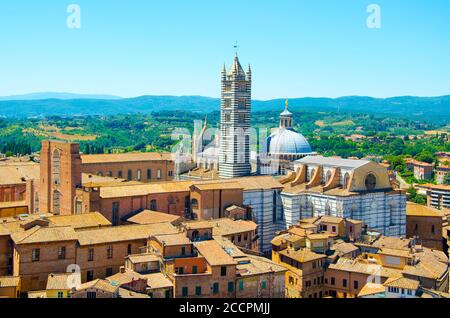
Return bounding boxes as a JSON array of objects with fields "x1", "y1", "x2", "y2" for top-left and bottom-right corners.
[{"x1": 219, "y1": 50, "x2": 252, "y2": 179}]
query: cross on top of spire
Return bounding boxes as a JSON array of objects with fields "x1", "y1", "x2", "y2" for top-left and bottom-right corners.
[{"x1": 233, "y1": 41, "x2": 240, "y2": 57}]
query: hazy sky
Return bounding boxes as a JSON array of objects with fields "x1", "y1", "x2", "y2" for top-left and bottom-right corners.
[{"x1": 1, "y1": 0, "x2": 449, "y2": 99}]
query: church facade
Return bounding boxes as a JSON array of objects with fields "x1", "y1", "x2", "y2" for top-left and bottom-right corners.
[{"x1": 280, "y1": 156, "x2": 406, "y2": 237}]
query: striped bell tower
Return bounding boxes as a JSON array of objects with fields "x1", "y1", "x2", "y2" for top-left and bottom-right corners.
[{"x1": 219, "y1": 53, "x2": 252, "y2": 179}]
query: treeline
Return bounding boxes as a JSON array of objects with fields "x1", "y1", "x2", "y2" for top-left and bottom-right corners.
[{"x1": 0, "y1": 141, "x2": 33, "y2": 156}]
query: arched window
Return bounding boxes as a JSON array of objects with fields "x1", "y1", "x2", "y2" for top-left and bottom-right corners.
[
  {"x1": 97, "y1": 171, "x2": 103, "y2": 177},
  {"x1": 34, "y1": 194, "x2": 39, "y2": 213},
  {"x1": 52, "y1": 149, "x2": 61, "y2": 186},
  {"x1": 137, "y1": 169, "x2": 142, "y2": 181},
  {"x1": 325, "y1": 203, "x2": 331, "y2": 216},
  {"x1": 150, "y1": 200, "x2": 157, "y2": 211},
  {"x1": 118, "y1": 171, "x2": 123, "y2": 179},
  {"x1": 389, "y1": 203, "x2": 396, "y2": 226},
  {"x1": 365, "y1": 173, "x2": 377, "y2": 191},
  {"x1": 157, "y1": 169, "x2": 162, "y2": 180},
  {"x1": 343, "y1": 173, "x2": 351, "y2": 190},
  {"x1": 127, "y1": 170, "x2": 133, "y2": 181},
  {"x1": 326, "y1": 170, "x2": 332, "y2": 183},
  {"x1": 191, "y1": 199, "x2": 199, "y2": 209},
  {"x1": 147, "y1": 169, "x2": 152, "y2": 180}
]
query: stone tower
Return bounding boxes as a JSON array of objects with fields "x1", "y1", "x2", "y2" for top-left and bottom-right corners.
[
  {"x1": 40, "y1": 140, "x2": 81, "y2": 215},
  {"x1": 219, "y1": 54, "x2": 252, "y2": 178}
]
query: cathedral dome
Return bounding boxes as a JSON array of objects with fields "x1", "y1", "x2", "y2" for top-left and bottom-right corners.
[{"x1": 267, "y1": 128, "x2": 313, "y2": 155}]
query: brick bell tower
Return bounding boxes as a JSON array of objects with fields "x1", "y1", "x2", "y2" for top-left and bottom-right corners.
[
  {"x1": 218, "y1": 53, "x2": 252, "y2": 179},
  {"x1": 40, "y1": 140, "x2": 81, "y2": 215}
]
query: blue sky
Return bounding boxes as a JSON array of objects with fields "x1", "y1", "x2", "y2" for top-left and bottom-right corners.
[{"x1": 0, "y1": 0, "x2": 449, "y2": 99}]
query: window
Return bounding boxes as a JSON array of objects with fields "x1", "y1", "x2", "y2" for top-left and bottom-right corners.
[
  {"x1": 127, "y1": 169, "x2": 132, "y2": 181},
  {"x1": 228, "y1": 282, "x2": 234, "y2": 293},
  {"x1": 87, "y1": 292, "x2": 96, "y2": 299},
  {"x1": 75, "y1": 199, "x2": 82, "y2": 214},
  {"x1": 157, "y1": 169, "x2": 162, "y2": 180},
  {"x1": 86, "y1": 271, "x2": 94, "y2": 282},
  {"x1": 343, "y1": 279, "x2": 347, "y2": 288},
  {"x1": 331, "y1": 277, "x2": 335, "y2": 286},
  {"x1": 88, "y1": 248, "x2": 94, "y2": 262},
  {"x1": 168, "y1": 171, "x2": 173, "y2": 177},
  {"x1": 118, "y1": 170, "x2": 123, "y2": 178},
  {"x1": 195, "y1": 286, "x2": 202, "y2": 296},
  {"x1": 332, "y1": 226, "x2": 336, "y2": 232},
  {"x1": 213, "y1": 283, "x2": 219, "y2": 294},
  {"x1": 127, "y1": 244, "x2": 132, "y2": 255},
  {"x1": 137, "y1": 169, "x2": 142, "y2": 181},
  {"x1": 225, "y1": 113, "x2": 231, "y2": 122},
  {"x1": 32, "y1": 249, "x2": 40, "y2": 262},
  {"x1": 220, "y1": 266, "x2": 227, "y2": 277},
  {"x1": 107, "y1": 245, "x2": 113, "y2": 259},
  {"x1": 181, "y1": 247, "x2": 186, "y2": 256},
  {"x1": 175, "y1": 267, "x2": 184, "y2": 274},
  {"x1": 97, "y1": 171, "x2": 103, "y2": 177},
  {"x1": 106, "y1": 268, "x2": 113, "y2": 277},
  {"x1": 147, "y1": 169, "x2": 152, "y2": 180},
  {"x1": 182, "y1": 287, "x2": 188, "y2": 297},
  {"x1": 239, "y1": 280, "x2": 244, "y2": 291},
  {"x1": 108, "y1": 171, "x2": 113, "y2": 177},
  {"x1": 112, "y1": 202, "x2": 120, "y2": 226},
  {"x1": 150, "y1": 200, "x2": 157, "y2": 211},
  {"x1": 431, "y1": 225, "x2": 435, "y2": 234},
  {"x1": 191, "y1": 199, "x2": 199, "y2": 209},
  {"x1": 354, "y1": 281, "x2": 359, "y2": 289},
  {"x1": 58, "y1": 247, "x2": 66, "y2": 260},
  {"x1": 238, "y1": 235, "x2": 242, "y2": 243},
  {"x1": 192, "y1": 266, "x2": 198, "y2": 274},
  {"x1": 261, "y1": 281, "x2": 267, "y2": 289},
  {"x1": 364, "y1": 173, "x2": 377, "y2": 191},
  {"x1": 343, "y1": 173, "x2": 351, "y2": 189},
  {"x1": 57, "y1": 291, "x2": 64, "y2": 298}
]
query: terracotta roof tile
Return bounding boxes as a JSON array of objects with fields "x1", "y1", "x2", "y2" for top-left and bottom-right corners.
[
  {"x1": 195, "y1": 240, "x2": 237, "y2": 266},
  {"x1": 81, "y1": 152, "x2": 173, "y2": 164},
  {"x1": 76, "y1": 223, "x2": 178, "y2": 246}
]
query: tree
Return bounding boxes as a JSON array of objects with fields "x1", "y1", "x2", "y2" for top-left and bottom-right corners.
[
  {"x1": 415, "y1": 151, "x2": 435, "y2": 164},
  {"x1": 444, "y1": 173, "x2": 450, "y2": 185}
]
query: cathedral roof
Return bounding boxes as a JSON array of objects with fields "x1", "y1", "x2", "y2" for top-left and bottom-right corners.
[{"x1": 267, "y1": 128, "x2": 313, "y2": 155}]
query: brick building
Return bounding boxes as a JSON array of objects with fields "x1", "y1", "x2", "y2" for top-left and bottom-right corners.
[{"x1": 406, "y1": 202, "x2": 445, "y2": 250}]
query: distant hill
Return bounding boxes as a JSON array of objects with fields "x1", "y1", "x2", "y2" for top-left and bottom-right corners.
[
  {"x1": 0, "y1": 94, "x2": 449, "y2": 124},
  {"x1": 0, "y1": 92, "x2": 122, "y2": 101}
]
